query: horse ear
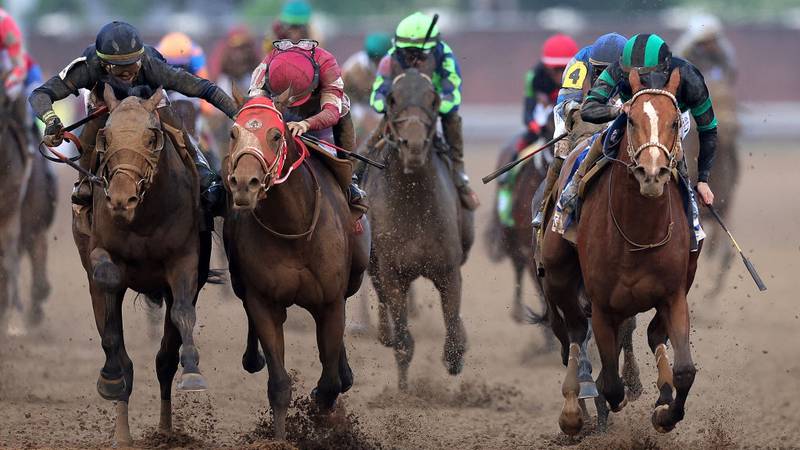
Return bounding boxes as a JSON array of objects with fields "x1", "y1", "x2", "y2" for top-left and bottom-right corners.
[
  {"x1": 273, "y1": 86, "x2": 293, "y2": 113},
  {"x1": 103, "y1": 84, "x2": 120, "y2": 111},
  {"x1": 629, "y1": 69, "x2": 643, "y2": 93},
  {"x1": 232, "y1": 84, "x2": 246, "y2": 109},
  {"x1": 665, "y1": 68, "x2": 681, "y2": 95},
  {"x1": 143, "y1": 86, "x2": 164, "y2": 112},
  {"x1": 95, "y1": 128, "x2": 107, "y2": 153}
]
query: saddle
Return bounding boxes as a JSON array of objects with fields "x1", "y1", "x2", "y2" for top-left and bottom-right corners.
[{"x1": 301, "y1": 138, "x2": 353, "y2": 192}]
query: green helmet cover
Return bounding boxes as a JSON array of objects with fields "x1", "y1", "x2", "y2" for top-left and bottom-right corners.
[
  {"x1": 394, "y1": 12, "x2": 439, "y2": 50},
  {"x1": 280, "y1": 0, "x2": 312, "y2": 26},
  {"x1": 621, "y1": 33, "x2": 671, "y2": 70},
  {"x1": 365, "y1": 33, "x2": 392, "y2": 59}
]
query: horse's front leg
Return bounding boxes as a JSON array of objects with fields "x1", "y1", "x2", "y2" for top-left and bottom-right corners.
[
  {"x1": 166, "y1": 252, "x2": 207, "y2": 391},
  {"x1": 25, "y1": 233, "x2": 52, "y2": 326},
  {"x1": 592, "y1": 307, "x2": 626, "y2": 413},
  {"x1": 0, "y1": 209, "x2": 23, "y2": 330},
  {"x1": 652, "y1": 295, "x2": 696, "y2": 433},
  {"x1": 620, "y1": 317, "x2": 643, "y2": 400},
  {"x1": 432, "y1": 269, "x2": 467, "y2": 376},
  {"x1": 373, "y1": 272, "x2": 413, "y2": 390},
  {"x1": 312, "y1": 299, "x2": 346, "y2": 412}
]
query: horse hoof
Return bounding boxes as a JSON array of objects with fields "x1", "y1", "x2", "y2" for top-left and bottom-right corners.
[
  {"x1": 559, "y1": 393, "x2": 584, "y2": 436},
  {"x1": 242, "y1": 351, "x2": 265, "y2": 374},
  {"x1": 311, "y1": 388, "x2": 337, "y2": 413},
  {"x1": 445, "y1": 357, "x2": 464, "y2": 376},
  {"x1": 578, "y1": 381, "x2": 599, "y2": 399},
  {"x1": 26, "y1": 306, "x2": 45, "y2": 328},
  {"x1": 32, "y1": 282, "x2": 52, "y2": 302},
  {"x1": 177, "y1": 372, "x2": 208, "y2": 392},
  {"x1": 97, "y1": 375, "x2": 126, "y2": 401},
  {"x1": 611, "y1": 394, "x2": 628, "y2": 413},
  {"x1": 93, "y1": 261, "x2": 121, "y2": 291},
  {"x1": 652, "y1": 404, "x2": 675, "y2": 433}
]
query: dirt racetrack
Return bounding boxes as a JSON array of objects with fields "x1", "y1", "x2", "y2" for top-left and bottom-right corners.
[{"x1": 1, "y1": 138, "x2": 798, "y2": 449}]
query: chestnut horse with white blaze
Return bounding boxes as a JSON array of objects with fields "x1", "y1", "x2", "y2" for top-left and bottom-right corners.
[
  {"x1": 223, "y1": 92, "x2": 370, "y2": 439},
  {"x1": 542, "y1": 69, "x2": 701, "y2": 435}
]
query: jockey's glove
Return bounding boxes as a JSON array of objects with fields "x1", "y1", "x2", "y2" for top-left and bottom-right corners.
[{"x1": 43, "y1": 113, "x2": 64, "y2": 147}]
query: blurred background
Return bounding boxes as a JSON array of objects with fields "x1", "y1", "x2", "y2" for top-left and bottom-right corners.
[{"x1": 6, "y1": 0, "x2": 800, "y2": 139}]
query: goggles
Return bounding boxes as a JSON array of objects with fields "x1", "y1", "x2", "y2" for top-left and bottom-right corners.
[{"x1": 272, "y1": 39, "x2": 319, "y2": 51}]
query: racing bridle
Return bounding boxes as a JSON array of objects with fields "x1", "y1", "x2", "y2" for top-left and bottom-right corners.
[{"x1": 382, "y1": 71, "x2": 439, "y2": 153}]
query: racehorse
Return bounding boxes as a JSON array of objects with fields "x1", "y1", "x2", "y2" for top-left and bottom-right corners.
[
  {"x1": 73, "y1": 85, "x2": 213, "y2": 446},
  {"x1": 0, "y1": 81, "x2": 32, "y2": 332},
  {"x1": 541, "y1": 69, "x2": 700, "y2": 435},
  {"x1": 684, "y1": 79, "x2": 739, "y2": 297},
  {"x1": 363, "y1": 68, "x2": 474, "y2": 390},
  {"x1": 223, "y1": 91, "x2": 370, "y2": 439}
]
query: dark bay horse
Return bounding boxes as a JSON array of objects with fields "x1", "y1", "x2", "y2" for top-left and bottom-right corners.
[
  {"x1": 541, "y1": 69, "x2": 700, "y2": 435},
  {"x1": 73, "y1": 85, "x2": 213, "y2": 446},
  {"x1": 685, "y1": 79, "x2": 739, "y2": 297},
  {"x1": 364, "y1": 68, "x2": 474, "y2": 390},
  {"x1": 0, "y1": 86, "x2": 32, "y2": 332},
  {"x1": 223, "y1": 93, "x2": 369, "y2": 439}
]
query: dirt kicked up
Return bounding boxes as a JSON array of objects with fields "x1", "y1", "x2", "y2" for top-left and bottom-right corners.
[{"x1": 0, "y1": 139, "x2": 798, "y2": 449}]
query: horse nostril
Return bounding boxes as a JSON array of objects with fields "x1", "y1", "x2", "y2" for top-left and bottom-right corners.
[
  {"x1": 127, "y1": 196, "x2": 139, "y2": 208},
  {"x1": 658, "y1": 167, "x2": 671, "y2": 180},
  {"x1": 229, "y1": 175, "x2": 238, "y2": 186},
  {"x1": 248, "y1": 177, "x2": 261, "y2": 190}
]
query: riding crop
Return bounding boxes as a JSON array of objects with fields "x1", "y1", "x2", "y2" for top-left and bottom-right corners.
[
  {"x1": 299, "y1": 134, "x2": 386, "y2": 170},
  {"x1": 697, "y1": 188, "x2": 767, "y2": 292},
  {"x1": 482, "y1": 132, "x2": 568, "y2": 184}
]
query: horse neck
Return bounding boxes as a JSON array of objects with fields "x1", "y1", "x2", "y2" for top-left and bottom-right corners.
[{"x1": 254, "y1": 142, "x2": 315, "y2": 227}]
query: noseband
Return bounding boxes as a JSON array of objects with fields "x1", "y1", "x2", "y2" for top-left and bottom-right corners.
[
  {"x1": 625, "y1": 88, "x2": 681, "y2": 171},
  {"x1": 383, "y1": 72, "x2": 438, "y2": 151},
  {"x1": 98, "y1": 118, "x2": 165, "y2": 202}
]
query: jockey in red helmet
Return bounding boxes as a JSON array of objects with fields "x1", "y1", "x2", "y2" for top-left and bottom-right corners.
[{"x1": 248, "y1": 39, "x2": 366, "y2": 211}]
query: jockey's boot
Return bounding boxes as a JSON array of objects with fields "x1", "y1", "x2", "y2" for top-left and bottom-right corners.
[
  {"x1": 349, "y1": 174, "x2": 369, "y2": 213},
  {"x1": 442, "y1": 112, "x2": 479, "y2": 211},
  {"x1": 334, "y1": 112, "x2": 369, "y2": 213},
  {"x1": 192, "y1": 140, "x2": 225, "y2": 219},
  {"x1": 557, "y1": 140, "x2": 605, "y2": 223},
  {"x1": 532, "y1": 157, "x2": 564, "y2": 229}
]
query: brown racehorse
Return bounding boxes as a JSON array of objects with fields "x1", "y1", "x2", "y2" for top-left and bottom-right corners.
[
  {"x1": 541, "y1": 69, "x2": 700, "y2": 435},
  {"x1": 73, "y1": 85, "x2": 213, "y2": 446},
  {"x1": 364, "y1": 68, "x2": 474, "y2": 390},
  {"x1": 0, "y1": 85, "x2": 32, "y2": 331},
  {"x1": 223, "y1": 92, "x2": 370, "y2": 439}
]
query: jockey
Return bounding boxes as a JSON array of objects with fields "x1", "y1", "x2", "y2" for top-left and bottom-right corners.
[
  {"x1": 532, "y1": 33, "x2": 627, "y2": 229},
  {"x1": 264, "y1": 0, "x2": 316, "y2": 54},
  {"x1": 0, "y1": 8, "x2": 26, "y2": 102},
  {"x1": 247, "y1": 38, "x2": 368, "y2": 212},
  {"x1": 558, "y1": 33, "x2": 718, "y2": 232},
  {"x1": 29, "y1": 21, "x2": 238, "y2": 217},
  {"x1": 517, "y1": 34, "x2": 579, "y2": 152},
  {"x1": 210, "y1": 26, "x2": 261, "y2": 97},
  {"x1": 342, "y1": 33, "x2": 393, "y2": 106},
  {"x1": 370, "y1": 11, "x2": 479, "y2": 211},
  {"x1": 674, "y1": 14, "x2": 736, "y2": 83},
  {"x1": 157, "y1": 31, "x2": 213, "y2": 115}
]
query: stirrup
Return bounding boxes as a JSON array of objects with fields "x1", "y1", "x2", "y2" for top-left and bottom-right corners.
[{"x1": 532, "y1": 209, "x2": 545, "y2": 229}]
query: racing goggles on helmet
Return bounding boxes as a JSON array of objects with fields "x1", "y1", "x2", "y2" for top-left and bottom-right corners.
[{"x1": 272, "y1": 39, "x2": 319, "y2": 52}]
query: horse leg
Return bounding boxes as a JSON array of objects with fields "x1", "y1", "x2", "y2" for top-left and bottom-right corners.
[
  {"x1": 647, "y1": 310, "x2": 673, "y2": 419},
  {"x1": 114, "y1": 317, "x2": 135, "y2": 447},
  {"x1": 312, "y1": 299, "x2": 346, "y2": 413},
  {"x1": 652, "y1": 296, "x2": 696, "y2": 433},
  {"x1": 166, "y1": 255, "x2": 206, "y2": 391},
  {"x1": 592, "y1": 308, "x2": 626, "y2": 413},
  {"x1": 381, "y1": 275, "x2": 414, "y2": 390},
  {"x1": 0, "y1": 209, "x2": 23, "y2": 331},
  {"x1": 371, "y1": 274, "x2": 393, "y2": 347},
  {"x1": 155, "y1": 298, "x2": 182, "y2": 435},
  {"x1": 25, "y1": 233, "x2": 51, "y2": 327},
  {"x1": 246, "y1": 297, "x2": 291, "y2": 440},
  {"x1": 432, "y1": 270, "x2": 467, "y2": 376},
  {"x1": 511, "y1": 263, "x2": 525, "y2": 323},
  {"x1": 339, "y1": 342, "x2": 354, "y2": 393},
  {"x1": 620, "y1": 317, "x2": 643, "y2": 400},
  {"x1": 556, "y1": 297, "x2": 589, "y2": 436},
  {"x1": 241, "y1": 306, "x2": 266, "y2": 374}
]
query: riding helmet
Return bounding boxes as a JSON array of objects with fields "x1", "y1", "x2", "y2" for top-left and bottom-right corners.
[
  {"x1": 395, "y1": 12, "x2": 440, "y2": 50},
  {"x1": 95, "y1": 21, "x2": 145, "y2": 65},
  {"x1": 364, "y1": 32, "x2": 393, "y2": 60},
  {"x1": 279, "y1": 0, "x2": 312, "y2": 26},
  {"x1": 589, "y1": 33, "x2": 627, "y2": 66},
  {"x1": 621, "y1": 33, "x2": 671, "y2": 71},
  {"x1": 541, "y1": 34, "x2": 578, "y2": 68}
]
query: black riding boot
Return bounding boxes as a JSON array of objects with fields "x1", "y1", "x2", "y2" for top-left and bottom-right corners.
[
  {"x1": 442, "y1": 111, "x2": 479, "y2": 211},
  {"x1": 334, "y1": 112, "x2": 369, "y2": 212},
  {"x1": 192, "y1": 139, "x2": 225, "y2": 218}
]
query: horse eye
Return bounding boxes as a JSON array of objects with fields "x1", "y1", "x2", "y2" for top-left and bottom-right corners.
[{"x1": 272, "y1": 133, "x2": 282, "y2": 142}]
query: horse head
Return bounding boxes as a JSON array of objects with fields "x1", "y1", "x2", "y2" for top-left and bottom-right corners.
[
  {"x1": 98, "y1": 84, "x2": 165, "y2": 223},
  {"x1": 626, "y1": 68, "x2": 682, "y2": 198},
  {"x1": 226, "y1": 89, "x2": 294, "y2": 210},
  {"x1": 384, "y1": 68, "x2": 440, "y2": 174}
]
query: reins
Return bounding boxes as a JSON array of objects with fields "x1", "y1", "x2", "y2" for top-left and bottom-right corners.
[{"x1": 382, "y1": 72, "x2": 438, "y2": 153}]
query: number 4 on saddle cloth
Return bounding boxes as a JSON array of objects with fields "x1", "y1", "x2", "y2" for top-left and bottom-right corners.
[{"x1": 552, "y1": 113, "x2": 704, "y2": 252}]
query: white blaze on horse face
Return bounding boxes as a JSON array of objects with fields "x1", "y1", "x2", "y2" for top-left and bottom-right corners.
[{"x1": 643, "y1": 101, "x2": 661, "y2": 171}]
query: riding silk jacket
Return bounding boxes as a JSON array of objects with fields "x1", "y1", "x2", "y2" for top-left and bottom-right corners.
[
  {"x1": 582, "y1": 57, "x2": 718, "y2": 183},
  {"x1": 0, "y1": 9, "x2": 27, "y2": 92},
  {"x1": 28, "y1": 45, "x2": 239, "y2": 122},
  {"x1": 370, "y1": 40, "x2": 462, "y2": 116}
]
